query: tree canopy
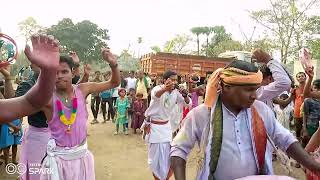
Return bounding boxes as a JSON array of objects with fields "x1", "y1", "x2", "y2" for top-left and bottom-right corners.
[{"x1": 46, "y1": 18, "x2": 109, "y2": 63}]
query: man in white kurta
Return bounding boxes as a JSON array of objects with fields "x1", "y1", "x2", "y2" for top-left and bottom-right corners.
[
  {"x1": 144, "y1": 70, "x2": 190, "y2": 180},
  {"x1": 170, "y1": 60, "x2": 320, "y2": 180},
  {"x1": 171, "y1": 101, "x2": 296, "y2": 180}
]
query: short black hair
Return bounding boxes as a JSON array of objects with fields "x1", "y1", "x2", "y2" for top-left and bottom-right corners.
[
  {"x1": 226, "y1": 60, "x2": 258, "y2": 73},
  {"x1": 296, "y1": 72, "x2": 306, "y2": 78},
  {"x1": 313, "y1": 79, "x2": 320, "y2": 90},
  {"x1": 280, "y1": 93, "x2": 289, "y2": 99},
  {"x1": 59, "y1": 55, "x2": 74, "y2": 70},
  {"x1": 163, "y1": 70, "x2": 177, "y2": 80},
  {"x1": 259, "y1": 64, "x2": 272, "y2": 79}
]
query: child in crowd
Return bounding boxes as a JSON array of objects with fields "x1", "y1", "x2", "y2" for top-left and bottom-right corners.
[
  {"x1": 127, "y1": 88, "x2": 136, "y2": 124},
  {"x1": 274, "y1": 93, "x2": 294, "y2": 130},
  {"x1": 0, "y1": 119, "x2": 22, "y2": 165},
  {"x1": 114, "y1": 88, "x2": 130, "y2": 135},
  {"x1": 131, "y1": 93, "x2": 146, "y2": 134}
]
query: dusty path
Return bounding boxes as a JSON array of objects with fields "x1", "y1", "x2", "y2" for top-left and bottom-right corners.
[{"x1": 0, "y1": 109, "x2": 306, "y2": 180}]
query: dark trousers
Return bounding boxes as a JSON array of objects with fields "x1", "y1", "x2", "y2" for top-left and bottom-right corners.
[
  {"x1": 91, "y1": 96, "x2": 101, "y2": 119},
  {"x1": 295, "y1": 118, "x2": 303, "y2": 141},
  {"x1": 112, "y1": 97, "x2": 117, "y2": 106},
  {"x1": 101, "y1": 98, "x2": 115, "y2": 120}
]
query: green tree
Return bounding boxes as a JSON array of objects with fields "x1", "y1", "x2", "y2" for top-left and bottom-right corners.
[
  {"x1": 46, "y1": 18, "x2": 109, "y2": 63},
  {"x1": 190, "y1": 27, "x2": 205, "y2": 55},
  {"x1": 203, "y1": 27, "x2": 214, "y2": 56},
  {"x1": 11, "y1": 51, "x2": 30, "y2": 76},
  {"x1": 207, "y1": 40, "x2": 243, "y2": 57},
  {"x1": 163, "y1": 34, "x2": 192, "y2": 54},
  {"x1": 307, "y1": 39, "x2": 320, "y2": 60},
  {"x1": 207, "y1": 26, "x2": 243, "y2": 56},
  {"x1": 244, "y1": 37, "x2": 275, "y2": 52},
  {"x1": 150, "y1": 46, "x2": 161, "y2": 53},
  {"x1": 249, "y1": 0, "x2": 319, "y2": 63},
  {"x1": 18, "y1": 17, "x2": 44, "y2": 42},
  {"x1": 118, "y1": 50, "x2": 140, "y2": 71}
]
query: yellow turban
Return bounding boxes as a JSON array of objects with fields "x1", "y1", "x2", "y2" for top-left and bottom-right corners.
[{"x1": 204, "y1": 67, "x2": 263, "y2": 108}]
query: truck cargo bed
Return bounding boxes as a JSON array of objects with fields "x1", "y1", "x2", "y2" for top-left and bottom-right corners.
[{"x1": 140, "y1": 52, "x2": 233, "y2": 77}]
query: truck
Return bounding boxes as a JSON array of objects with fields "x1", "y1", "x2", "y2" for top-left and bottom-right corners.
[{"x1": 140, "y1": 52, "x2": 233, "y2": 78}]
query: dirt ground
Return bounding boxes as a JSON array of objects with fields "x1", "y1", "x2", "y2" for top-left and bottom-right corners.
[{"x1": 0, "y1": 108, "x2": 306, "y2": 180}]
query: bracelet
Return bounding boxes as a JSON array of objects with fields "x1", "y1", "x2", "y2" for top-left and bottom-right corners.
[{"x1": 109, "y1": 63, "x2": 118, "y2": 68}]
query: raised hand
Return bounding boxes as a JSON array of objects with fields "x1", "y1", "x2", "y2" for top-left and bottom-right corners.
[
  {"x1": 164, "y1": 79, "x2": 174, "y2": 91},
  {"x1": 0, "y1": 65, "x2": 11, "y2": 78},
  {"x1": 83, "y1": 64, "x2": 91, "y2": 75},
  {"x1": 305, "y1": 66, "x2": 314, "y2": 78},
  {"x1": 101, "y1": 48, "x2": 117, "y2": 66},
  {"x1": 69, "y1": 51, "x2": 80, "y2": 64},
  {"x1": 24, "y1": 34, "x2": 60, "y2": 70}
]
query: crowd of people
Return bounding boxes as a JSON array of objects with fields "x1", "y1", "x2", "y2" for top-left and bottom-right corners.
[{"x1": 1, "y1": 34, "x2": 320, "y2": 180}]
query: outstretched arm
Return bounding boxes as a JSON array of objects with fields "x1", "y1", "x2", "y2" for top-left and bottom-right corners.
[
  {"x1": 69, "y1": 51, "x2": 90, "y2": 84},
  {"x1": 0, "y1": 34, "x2": 59, "y2": 123},
  {"x1": 256, "y1": 60, "x2": 291, "y2": 101},
  {"x1": 304, "y1": 67, "x2": 320, "y2": 99},
  {"x1": 273, "y1": 93, "x2": 294, "y2": 107},
  {"x1": 287, "y1": 142, "x2": 320, "y2": 174},
  {"x1": 170, "y1": 106, "x2": 208, "y2": 180},
  {"x1": 305, "y1": 127, "x2": 320, "y2": 153},
  {"x1": 155, "y1": 78, "x2": 175, "y2": 98},
  {"x1": 80, "y1": 48, "x2": 120, "y2": 97},
  {"x1": 78, "y1": 64, "x2": 90, "y2": 84}
]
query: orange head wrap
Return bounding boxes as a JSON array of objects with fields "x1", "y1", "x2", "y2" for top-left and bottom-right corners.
[{"x1": 204, "y1": 67, "x2": 263, "y2": 108}]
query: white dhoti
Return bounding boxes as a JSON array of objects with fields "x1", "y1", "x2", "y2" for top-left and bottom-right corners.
[
  {"x1": 40, "y1": 139, "x2": 95, "y2": 180},
  {"x1": 146, "y1": 120, "x2": 172, "y2": 180}
]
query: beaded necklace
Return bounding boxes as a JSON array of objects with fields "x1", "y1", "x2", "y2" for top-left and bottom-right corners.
[{"x1": 56, "y1": 97, "x2": 78, "y2": 133}]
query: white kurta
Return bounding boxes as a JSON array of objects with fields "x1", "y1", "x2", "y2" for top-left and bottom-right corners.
[
  {"x1": 171, "y1": 100, "x2": 298, "y2": 180},
  {"x1": 145, "y1": 85, "x2": 188, "y2": 180}
]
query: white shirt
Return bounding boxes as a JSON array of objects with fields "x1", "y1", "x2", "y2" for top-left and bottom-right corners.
[
  {"x1": 274, "y1": 104, "x2": 293, "y2": 130},
  {"x1": 145, "y1": 85, "x2": 188, "y2": 143},
  {"x1": 145, "y1": 85, "x2": 186, "y2": 121},
  {"x1": 112, "y1": 86, "x2": 120, "y2": 98},
  {"x1": 125, "y1": 77, "x2": 137, "y2": 91},
  {"x1": 213, "y1": 104, "x2": 258, "y2": 179},
  {"x1": 171, "y1": 101, "x2": 298, "y2": 180},
  {"x1": 170, "y1": 97, "x2": 192, "y2": 132},
  {"x1": 256, "y1": 59, "x2": 291, "y2": 109}
]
